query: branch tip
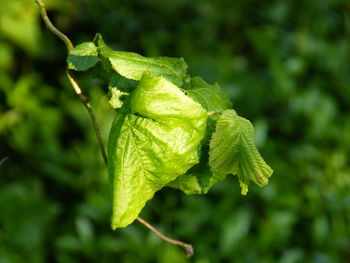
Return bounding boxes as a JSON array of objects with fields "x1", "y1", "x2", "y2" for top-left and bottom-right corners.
[
  {"x1": 184, "y1": 244, "x2": 194, "y2": 257},
  {"x1": 136, "y1": 217, "x2": 194, "y2": 257}
]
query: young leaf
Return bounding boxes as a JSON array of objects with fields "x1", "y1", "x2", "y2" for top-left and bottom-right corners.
[
  {"x1": 94, "y1": 34, "x2": 188, "y2": 86},
  {"x1": 108, "y1": 74, "x2": 207, "y2": 229},
  {"x1": 209, "y1": 109, "x2": 273, "y2": 195},
  {"x1": 184, "y1": 77, "x2": 232, "y2": 112},
  {"x1": 67, "y1": 42, "x2": 99, "y2": 71},
  {"x1": 168, "y1": 115, "x2": 226, "y2": 194}
]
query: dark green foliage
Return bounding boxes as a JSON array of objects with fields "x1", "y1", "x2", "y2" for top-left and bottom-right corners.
[{"x1": 1, "y1": 0, "x2": 349, "y2": 262}]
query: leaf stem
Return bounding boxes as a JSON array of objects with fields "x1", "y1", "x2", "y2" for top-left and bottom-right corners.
[{"x1": 34, "y1": 0, "x2": 193, "y2": 257}]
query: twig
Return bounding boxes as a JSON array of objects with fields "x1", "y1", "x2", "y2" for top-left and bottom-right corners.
[
  {"x1": 34, "y1": 0, "x2": 193, "y2": 257},
  {"x1": 136, "y1": 217, "x2": 194, "y2": 257},
  {"x1": 35, "y1": 0, "x2": 73, "y2": 51},
  {"x1": 36, "y1": 0, "x2": 107, "y2": 165},
  {"x1": 66, "y1": 71, "x2": 108, "y2": 165}
]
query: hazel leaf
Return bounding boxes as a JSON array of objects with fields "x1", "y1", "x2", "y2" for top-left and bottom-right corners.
[
  {"x1": 108, "y1": 74, "x2": 207, "y2": 229},
  {"x1": 184, "y1": 76, "x2": 232, "y2": 112},
  {"x1": 67, "y1": 42, "x2": 99, "y2": 71},
  {"x1": 209, "y1": 109, "x2": 273, "y2": 195},
  {"x1": 95, "y1": 34, "x2": 188, "y2": 86}
]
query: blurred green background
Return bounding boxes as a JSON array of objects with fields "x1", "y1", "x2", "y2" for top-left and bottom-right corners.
[{"x1": 1, "y1": 0, "x2": 350, "y2": 262}]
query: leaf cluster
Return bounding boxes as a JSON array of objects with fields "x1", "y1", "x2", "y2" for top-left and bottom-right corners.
[{"x1": 67, "y1": 34, "x2": 273, "y2": 230}]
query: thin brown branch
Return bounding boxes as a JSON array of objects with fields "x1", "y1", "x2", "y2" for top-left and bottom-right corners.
[
  {"x1": 136, "y1": 217, "x2": 194, "y2": 257},
  {"x1": 35, "y1": 0, "x2": 194, "y2": 257},
  {"x1": 35, "y1": 0, "x2": 107, "y2": 165},
  {"x1": 66, "y1": 71, "x2": 108, "y2": 165}
]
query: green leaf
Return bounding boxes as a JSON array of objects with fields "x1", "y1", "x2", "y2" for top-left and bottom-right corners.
[
  {"x1": 184, "y1": 77, "x2": 232, "y2": 112},
  {"x1": 95, "y1": 34, "x2": 188, "y2": 86},
  {"x1": 108, "y1": 74, "x2": 207, "y2": 229},
  {"x1": 67, "y1": 42, "x2": 99, "y2": 71},
  {"x1": 168, "y1": 115, "x2": 226, "y2": 194},
  {"x1": 209, "y1": 109, "x2": 273, "y2": 195},
  {"x1": 168, "y1": 161, "x2": 226, "y2": 195}
]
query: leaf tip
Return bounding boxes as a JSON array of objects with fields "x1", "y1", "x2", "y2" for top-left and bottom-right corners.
[
  {"x1": 93, "y1": 33, "x2": 105, "y2": 47},
  {"x1": 111, "y1": 223, "x2": 118, "y2": 231}
]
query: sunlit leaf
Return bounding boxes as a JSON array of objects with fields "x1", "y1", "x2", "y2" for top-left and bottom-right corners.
[
  {"x1": 108, "y1": 74, "x2": 207, "y2": 229},
  {"x1": 184, "y1": 77, "x2": 232, "y2": 112},
  {"x1": 209, "y1": 110, "x2": 273, "y2": 195},
  {"x1": 168, "y1": 115, "x2": 226, "y2": 194},
  {"x1": 95, "y1": 34, "x2": 188, "y2": 86}
]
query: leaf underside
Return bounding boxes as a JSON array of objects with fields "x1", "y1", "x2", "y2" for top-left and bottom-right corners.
[{"x1": 209, "y1": 110, "x2": 273, "y2": 195}]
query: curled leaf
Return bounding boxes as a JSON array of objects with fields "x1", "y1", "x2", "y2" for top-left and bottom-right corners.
[
  {"x1": 209, "y1": 110, "x2": 273, "y2": 195},
  {"x1": 168, "y1": 116, "x2": 226, "y2": 195}
]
